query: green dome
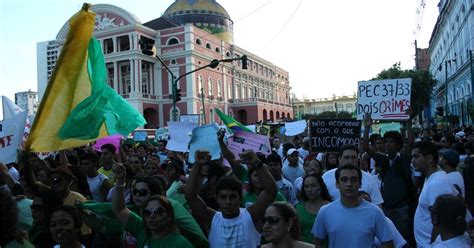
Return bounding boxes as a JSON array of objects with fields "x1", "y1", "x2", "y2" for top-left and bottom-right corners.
[{"x1": 162, "y1": 0, "x2": 234, "y2": 43}]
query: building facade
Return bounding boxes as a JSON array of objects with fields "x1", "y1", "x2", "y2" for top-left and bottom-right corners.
[
  {"x1": 428, "y1": 0, "x2": 474, "y2": 126},
  {"x1": 36, "y1": 1, "x2": 293, "y2": 127},
  {"x1": 293, "y1": 94, "x2": 357, "y2": 118},
  {"x1": 15, "y1": 90, "x2": 38, "y2": 116}
]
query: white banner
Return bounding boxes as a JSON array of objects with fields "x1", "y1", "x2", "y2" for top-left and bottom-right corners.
[
  {"x1": 166, "y1": 122, "x2": 198, "y2": 152},
  {"x1": 285, "y1": 120, "x2": 307, "y2": 136},
  {"x1": 2, "y1": 96, "x2": 31, "y2": 147},
  {"x1": 357, "y1": 78, "x2": 412, "y2": 120},
  {"x1": 0, "y1": 111, "x2": 27, "y2": 164}
]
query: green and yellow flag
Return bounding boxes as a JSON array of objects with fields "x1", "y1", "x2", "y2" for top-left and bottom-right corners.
[
  {"x1": 26, "y1": 4, "x2": 146, "y2": 152},
  {"x1": 215, "y1": 108, "x2": 252, "y2": 133}
]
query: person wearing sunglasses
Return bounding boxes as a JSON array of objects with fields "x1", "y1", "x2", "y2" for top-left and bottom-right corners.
[
  {"x1": 186, "y1": 149, "x2": 277, "y2": 248},
  {"x1": 112, "y1": 164, "x2": 208, "y2": 248},
  {"x1": 261, "y1": 202, "x2": 313, "y2": 248}
]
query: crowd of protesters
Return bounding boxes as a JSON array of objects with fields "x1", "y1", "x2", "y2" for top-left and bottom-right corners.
[{"x1": 1, "y1": 118, "x2": 474, "y2": 248}]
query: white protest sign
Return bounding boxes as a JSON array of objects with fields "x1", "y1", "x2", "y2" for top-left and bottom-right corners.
[
  {"x1": 179, "y1": 114, "x2": 199, "y2": 124},
  {"x1": 0, "y1": 111, "x2": 27, "y2": 164},
  {"x1": 285, "y1": 120, "x2": 307, "y2": 136},
  {"x1": 357, "y1": 78, "x2": 412, "y2": 120},
  {"x1": 188, "y1": 123, "x2": 221, "y2": 163},
  {"x1": 133, "y1": 131, "x2": 148, "y2": 141},
  {"x1": 155, "y1": 128, "x2": 168, "y2": 141},
  {"x1": 166, "y1": 122, "x2": 198, "y2": 152},
  {"x1": 228, "y1": 131, "x2": 272, "y2": 157}
]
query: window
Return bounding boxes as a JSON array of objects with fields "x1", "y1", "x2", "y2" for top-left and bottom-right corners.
[
  {"x1": 117, "y1": 35, "x2": 130, "y2": 51},
  {"x1": 215, "y1": 47, "x2": 220, "y2": 53},
  {"x1": 208, "y1": 78, "x2": 213, "y2": 95},
  {"x1": 196, "y1": 39, "x2": 202, "y2": 45},
  {"x1": 167, "y1": 38, "x2": 179, "y2": 45},
  {"x1": 217, "y1": 80, "x2": 222, "y2": 98},
  {"x1": 198, "y1": 75, "x2": 203, "y2": 92},
  {"x1": 226, "y1": 51, "x2": 231, "y2": 57},
  {"x1": 206, "y1": 43, "x2": 211, "y2": 49}
]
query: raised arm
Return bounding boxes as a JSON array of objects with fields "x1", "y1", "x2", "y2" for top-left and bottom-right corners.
[
  {"x1": 245, "y1": 150, "x2": 277, "y2": 231},
  {"x1": 21, "y1": 152, "x2": 49, "y2": 192},
  {"x1": 362, "y1": 114, "x2": 376, "y2": 157},
  {"x1": 184, "y1": 150, "x2": 214, "y2": 233},
  {"x1": 111, "y1": 163, "x2": 131, "y2": 226},
  {"x1": 217, "y1": 129, "x2": 246, "y2": 179},
  {"x1": 0, "y1": 163, "x2": 19, "y2": 192}
]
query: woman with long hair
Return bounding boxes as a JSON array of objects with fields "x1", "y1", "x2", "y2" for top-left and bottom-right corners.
[
  {"x1": 242, "y1": 167, "x2": 287, "y2": 208},
  {"x1": 324, "y1": 152, "x2": 339, "y2": 171},
  {"x1": 295, "y1": 173, "x2": 331, "y2": 243},
  {"x1": 261, "y1": 202, "x2": 313, "y2": 247}
]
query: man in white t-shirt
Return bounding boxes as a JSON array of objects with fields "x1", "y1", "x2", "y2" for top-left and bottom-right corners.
[
  {"x1": 439, "y1": 148, "x2": 465, "y2": 197},
  {"x1": 411, "y1": 141, "x2": 456, "y2": 247},
  {"x1": 282, "y1": 148, "x2": 304, "y2": 185},
  {"x1": 322, "y1": 145, "x2": 384, "y2": 206},
  {"x1": 312, "y1": 164, "x2": 394, "y2": 248}
]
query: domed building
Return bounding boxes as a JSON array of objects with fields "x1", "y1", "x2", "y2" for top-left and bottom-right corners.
[{"x1": 37, "y1": 1, "x2": 292, "y2": 128}]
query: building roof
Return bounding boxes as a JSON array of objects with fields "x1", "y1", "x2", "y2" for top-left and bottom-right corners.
[
  {"x1": 143, "y1": 17, "x2": 177, "y2": 30},
  {"x1": 162, "y1": 0, "x2": 231, "y2": 20}
]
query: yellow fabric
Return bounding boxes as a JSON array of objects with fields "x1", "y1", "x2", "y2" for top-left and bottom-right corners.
[{"x1": 25, "y1": 4, "x2": 108, "y2": 152}]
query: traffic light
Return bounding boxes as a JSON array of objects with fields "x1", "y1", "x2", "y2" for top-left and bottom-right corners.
[
  {"x1": 140, "y1": 37, "x2": 155, "y2": 56},
  {"x1": 173, "y1": 88, "x2": 182, "y2": 103},
  {"x1": 435, "y1": 107, "x2": 444, "y2": 116},
  {"x1": 241, "y1": 55, "x2": 248, "y2": 69}
]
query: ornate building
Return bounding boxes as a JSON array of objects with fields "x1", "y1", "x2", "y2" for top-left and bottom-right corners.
[
  {"x1": 428, "y1": 0, "x2": 473, "y2": 126},
  {"x1": 293, "y1": 94, "x2": 357, "y2": 118},
  {"x1": 37, "y1": 1, "x2": 293, "y2": 127}
]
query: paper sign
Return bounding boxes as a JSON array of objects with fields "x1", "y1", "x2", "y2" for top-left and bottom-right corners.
[
  {"x1": 285, "y1": 120, "x2": 307, "y2": 136},
  {"x1": 0, "y1": 111, "x2": 27, "y2": 164},
  {"x1": 371, "y1": 123, "x2": 401, "y2": 136},
  {"x1": 245, "y1": 125, "x2": 256, "y2": 133},
  {"x1": 188, "y1": 123, "x2": 221, "y2": 163},
  {"x1": 166, "y1": 122, "x2": 198, "y2": 152},
  {"x1": 357, "y1": 78, "x2": 412, "y2": 120},
  {"x1": 228, "y1": 131, "x2": 272, "y2": 157},
  {"x1": 180, "y1": 114, "x2": 199, "y2": 124},
  {"x1": 310, "y1": 119, "x2": 361, "y2": 152},
  {"x1": 133, "y1": 131, "x2": 148, "y2": 141},
  {"x1": 93, "y1": 134, "x2": 123, "y2": 154},
  {"x1": 155, "y1": 128, "x2": 169, "y2": 141}
]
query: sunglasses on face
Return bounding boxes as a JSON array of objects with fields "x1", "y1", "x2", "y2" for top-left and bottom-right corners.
[
  {"x1": 132, "y1": 188, "x2": 150, "y2": 197},
  {"x1": 263, "y1": 216, "x2": 283, "y2": 225},
  {"x1": 51, "y1": 177, "x2": 64, "y2": 184},
  {"x1": 143, "y1": 207, "x2": 166, "y2": 217}
]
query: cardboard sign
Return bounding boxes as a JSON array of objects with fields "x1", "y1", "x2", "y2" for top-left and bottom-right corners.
[
  {"x1": 188, "y1": 123, "x2": 221, "y2": 163},
  {"x1": 133, "y1": 131, "x2": 148, "y2": 141},
  {"x1": 285, "y1": 120, "x2": 307, "y2": 136},
  {"x1": 310, "y1": 119, "x2": 361, "y2": 152},
  {"x1": 227, "y1": 131, "x2": 272, "y2": 157},
  {"x1": 166, "y1": 122, "x2": 198, "y2": 152},
  {"x1": 357, "y1": 78, "x2": 412, "y2": 120}
]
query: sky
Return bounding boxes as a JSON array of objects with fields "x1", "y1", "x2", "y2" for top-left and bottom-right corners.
[{"x1": 0, "y1": 0, "x2": 439, "y2": 120}]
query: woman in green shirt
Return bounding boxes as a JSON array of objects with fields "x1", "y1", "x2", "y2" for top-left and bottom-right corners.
[
  {"x1": 243, "y1": 167, "x2": 287, "y2": 207},
  {"x1": 295, "y1": 173, "x2": 331, "y2": 244}
]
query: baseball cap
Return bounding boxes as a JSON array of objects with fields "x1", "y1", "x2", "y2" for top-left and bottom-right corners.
[
  {"x1": 287, "y1": 148, "x2": 298, "y2": 156},
  {"x1": 439, "y1": 149, "x2": 460, "y2": 166}
]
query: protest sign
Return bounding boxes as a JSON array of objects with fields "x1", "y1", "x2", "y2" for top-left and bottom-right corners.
[
  {"x1": 133, "y1": 131, "x2": 147, "y2": 141},
  {"x1": 371, "y1": 122, "x2": 401, "y2": 136},
  {"x1": 155, "y1": 128, "x2": 169, "y2": 141},
  {"x1": 188, "y1": 123, "x2": 221, "y2": 163},
  {"x1": 0, "y1": 111, "x2": 27, "y2": 164},
  {"x1": 285, "y1": 120, "x2": 307, "y2": 136},
  {"x1": 357, "y1": 78, "x2": 412, "y2": 120},
  {"x1": 227, "y1": 131, "x2": 272, "y2": 158},
  {"x1": 93, "y1": 134, "x2": 122, "y2": 154},
  {"x1": 166, "y1": 122, "x2": 198, "y2": 152},
  {"x1": 179, "y1": 114, "x2": 199, "y2": 124},
  {"x1": 310, "y1": 119, "x2": 361, "y2": 152}
]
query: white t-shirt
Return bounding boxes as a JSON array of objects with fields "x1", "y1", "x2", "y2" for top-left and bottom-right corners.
[
  {"x1": 282, "y1": 163, "x2": 304, "y2": 185},
  {"x1": 446, "y1": 171, "x2": 465, "y2": 197},
  {"x1": 414, "y1": 170, "x2": 455, "y2": 248},
  {"x1": 431, "y1": 233, "x2": 471, "y2": 247},
  {"x1": 8, "y1": 166, "x2": 20, "y2": 182},
  {"x1": 297, "y1": 147, "x2": 310, "y2": 160},
  {"x1": 312, "y1": 199, "x2": 393, "y2": 248},
  {"x1": 322, "y1": 168, "x2": 384, "y2": 205},
  {"x1": 374, "y1": 217, "x2": 407, "y2": 248},
  {"x1": 276, "y1": 177, "x2": 298, "y2": 205}
]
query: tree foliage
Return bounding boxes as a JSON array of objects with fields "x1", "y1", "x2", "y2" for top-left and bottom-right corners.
[{"x1": 372, "y1": 62, "x2": 436, "y2": 116}]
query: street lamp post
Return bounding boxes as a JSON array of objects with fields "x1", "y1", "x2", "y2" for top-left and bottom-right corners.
[{"x1": 140, "y1": 39, "x2": 247, "y2": 123}]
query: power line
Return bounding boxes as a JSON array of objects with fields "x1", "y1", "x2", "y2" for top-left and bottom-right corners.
[{"x1": 263, "y1": 0, "x2": 303, "y2": 48}]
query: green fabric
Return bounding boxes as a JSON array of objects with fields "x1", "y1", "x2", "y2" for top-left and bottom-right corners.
[
  {"x1": 5, "y1": 239, "x2": 34, "y2": 248},
  {"x1": 215, "y1": 108, "x2": 252, "y2": 133},
  {"x1": 16, "y1": 198, "x2": 33, "y2": 232},
  {"x1": 28, "y1": 224, "x2": 47, "y2": 244},
  {"x1": 295, "y1": 202, "x2": 317, "y2": 244},
  {"x1": 166, "y1": 181, "x2": 189, "y2": 210},
  {"x1": 58, "y1": 38, "x2": 146, "y2": 140},
  {"x1": 242, "y1": 191, "x2": 286, "y2": 207},
  {"x1": 233, "y1": 164, "x2": 248, "y2": 182},
  {"x1": 125, "y1": 211, "x2": 193, "y2": 248}
]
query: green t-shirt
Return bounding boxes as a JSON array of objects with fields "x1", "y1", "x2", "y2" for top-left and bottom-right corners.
[
  {"x1": 242, "y1": 191, "x2": 287, "y2": 207},
  {"x1": 125, "y1": 211, "x2": 193, "y2": 248},
  {"x1": 295, "y1": 201, "x2": 317, "y2": 244}
]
